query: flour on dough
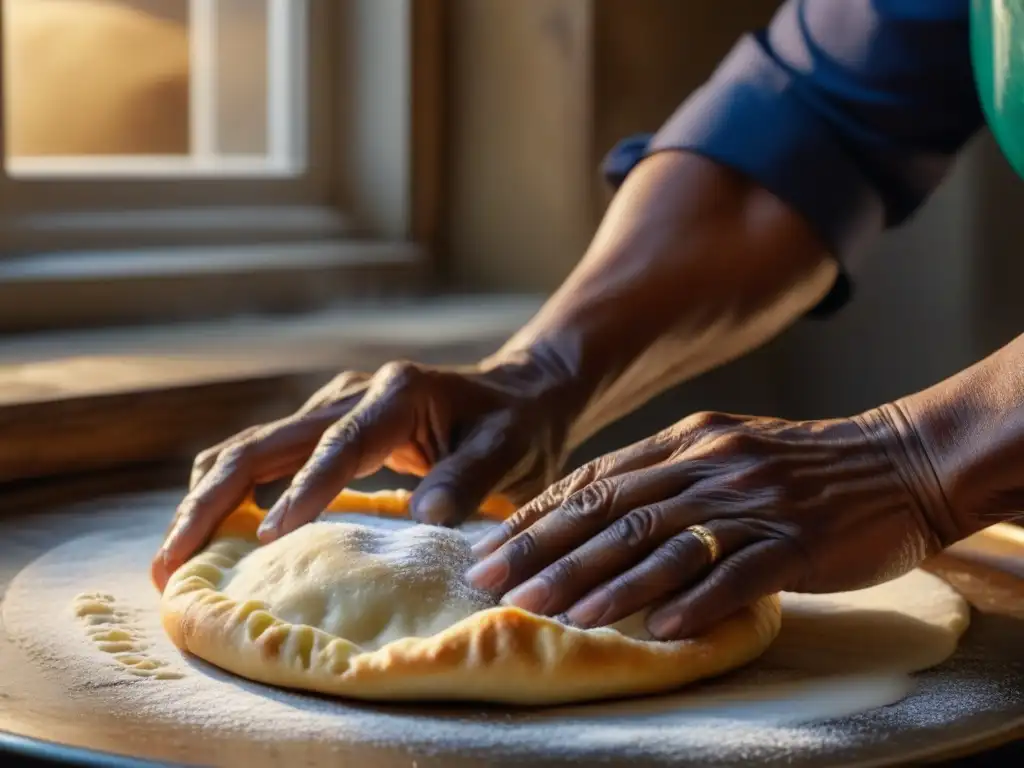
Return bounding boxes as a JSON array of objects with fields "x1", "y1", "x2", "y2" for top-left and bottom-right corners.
[
  {"x1": 0, "y1": 509, "x2": 976, "y2": 764},
  {"x1": 157, "y1": 498, "x2": 971, "y2": 707},
  {"x1": 158, "y1": 502, "x2": 782, "y2": 705}
]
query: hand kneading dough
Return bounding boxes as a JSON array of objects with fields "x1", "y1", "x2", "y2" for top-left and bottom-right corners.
[{"x1": 159, "y1": 496, "x2": 781, "y2": 705}]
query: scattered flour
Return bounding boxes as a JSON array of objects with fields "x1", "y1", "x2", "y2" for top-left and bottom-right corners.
[{"x1": 0, "y1": 509, "x2": 1016, "y2": 766}]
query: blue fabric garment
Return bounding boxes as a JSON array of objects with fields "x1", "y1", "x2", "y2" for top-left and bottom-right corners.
[{"x1": 603, "y1": 0, "x2": 984, "y2": 315}]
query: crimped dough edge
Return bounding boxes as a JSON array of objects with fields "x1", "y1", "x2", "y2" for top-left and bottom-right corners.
[{"x1": 160, "y1": 502, "x2": 782, "y2": 705}]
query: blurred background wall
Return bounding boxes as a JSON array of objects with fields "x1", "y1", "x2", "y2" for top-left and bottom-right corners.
[
  {"x1": 441, "y1": 0, "x2": 1024, "y2": 462},
  {"x1": 4, "y1": 0, "x2": 1023, "y2": 469},
  {"x1": 117, "y1": 0, "x2": 186, "y2": 22}
]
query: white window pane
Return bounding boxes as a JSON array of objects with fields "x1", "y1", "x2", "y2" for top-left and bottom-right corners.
[{"x1": 3, "y1": 0, "x2": 305, "y2": 178}]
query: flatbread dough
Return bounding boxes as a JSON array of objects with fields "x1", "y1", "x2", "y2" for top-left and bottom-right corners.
[
  {"x1": 158, "y1": 492, "x2": 970, "y2": 706},
  {"x1": 764, "y1": 568, "x2": 970, "y2": 675},
  {"x1": 159, "y1": 495, "x2": 781, "y2": 705}
]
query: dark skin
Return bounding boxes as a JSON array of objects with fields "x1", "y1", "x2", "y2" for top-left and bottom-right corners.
[{"x1": 151, "y1": 151, "x2": 1024, "y2": 641}]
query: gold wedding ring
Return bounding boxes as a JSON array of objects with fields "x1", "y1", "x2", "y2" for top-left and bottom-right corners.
[{"x1": 686, "y1": 524, "x2": 721, "y2": 565}]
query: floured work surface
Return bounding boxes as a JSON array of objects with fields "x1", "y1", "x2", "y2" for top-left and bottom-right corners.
[{"x1": 2, "y1": 491, "x2": 1024, "y2": 767}]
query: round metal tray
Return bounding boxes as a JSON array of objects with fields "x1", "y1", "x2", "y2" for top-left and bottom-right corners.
[{"x1": 2, "y1": 489, "x2": 1024, "y2": 768}]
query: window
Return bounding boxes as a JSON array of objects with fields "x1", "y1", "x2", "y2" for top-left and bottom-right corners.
[{"x1": 0, "y1": 0, "x2": 441, "y2": 330}]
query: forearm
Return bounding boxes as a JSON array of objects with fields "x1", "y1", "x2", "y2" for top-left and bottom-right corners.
[
  {"x1": 872, "y1": 333, "x2": 1024, "y2": 545},
  {"x1": 492, "y1": 151, "x2": 838, "y2": 447}
]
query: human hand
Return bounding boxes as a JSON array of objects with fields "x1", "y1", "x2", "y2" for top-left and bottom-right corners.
[
  {"x1": 152, "y1": 348, "x2": 583, "y2": 591},
  {"x1": 466, "y1": 408, "x2": 953, "y2": 640}
]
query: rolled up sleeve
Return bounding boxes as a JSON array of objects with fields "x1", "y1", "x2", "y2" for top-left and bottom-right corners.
[{"x1": 603, "y1": 0, "x2": 984, "y2": 314}]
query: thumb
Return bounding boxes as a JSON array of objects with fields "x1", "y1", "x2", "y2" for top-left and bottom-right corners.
[{"x1": 410, "y1": 417, "x2": 527, "y2": 526}]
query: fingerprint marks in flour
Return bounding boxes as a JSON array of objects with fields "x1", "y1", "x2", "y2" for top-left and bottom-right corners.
[{"x1": 71, "y1": 592, "x2": 184, "y2": 680}]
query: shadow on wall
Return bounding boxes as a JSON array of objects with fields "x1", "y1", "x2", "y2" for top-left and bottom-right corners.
[{"x1": 4, "y1": 0, "x2": 190, "y2": 156}]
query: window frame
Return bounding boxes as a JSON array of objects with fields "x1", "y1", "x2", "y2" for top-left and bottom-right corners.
[{"x1": 0, "y1": 0, "x2": 443, "y2": 329}]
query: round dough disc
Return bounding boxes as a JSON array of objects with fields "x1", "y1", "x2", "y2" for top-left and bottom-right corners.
[{"x1": 159, "y1": 502, "x2": 782, "y2": 705}]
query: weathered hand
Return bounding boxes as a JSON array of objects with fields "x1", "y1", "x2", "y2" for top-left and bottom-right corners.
[
  {"x1": 466, "y1": 408, "x2": 952, "y2": 640},
  {"x1": 152, "y1": 349, "x2": 581, "y2": 591}
]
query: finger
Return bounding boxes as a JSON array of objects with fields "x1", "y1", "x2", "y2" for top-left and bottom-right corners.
[
  {"x1": 408, "y1": 415, "x2": 527, "y2": 526},
  {"x1": 154, "y1": 411, "x2": 339, "y2": 581},
  {"x1": 469, "y1": 462, "x2": 690, "y2": 599},
  {"x1": 504, "y1": 495, "x2": 712, "y2": 617},
  {"x1": 187, "y1": 380, "x2": 371, "y2": 492},
  {"x1": 561, "y1": 519, "x2": 756, "y2": 627},
  {"x1": 258, "y1": 371, "x2": 420, "y2": 541},
  {"x1": 189, "y1": 425, "x2": 262, "y2": 489},
  {"x1": 471, "y1": 436, "x2": 679, "y2": 560},
  {"x1": 297, "y1": 371, "x2": 370, "y2": 415},
  {"x1": 646, "y1": 539, "x2": 799, "y2": 640}
]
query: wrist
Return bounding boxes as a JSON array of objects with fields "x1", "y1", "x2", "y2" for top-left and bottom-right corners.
[
  {"x1": 481, "y1": 335, "x2": 600, "y2": 430},
  {"x1": 869, "y1": 333, "x2": 1024, "y2": 543},
  {"x1": 854, "y1": 404, "x2": 964, "y2": 548}
]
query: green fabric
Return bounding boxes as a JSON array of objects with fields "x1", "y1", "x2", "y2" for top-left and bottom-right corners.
[{"x1": 972, "y1": 0, "x2": 1024, "y2": 177}]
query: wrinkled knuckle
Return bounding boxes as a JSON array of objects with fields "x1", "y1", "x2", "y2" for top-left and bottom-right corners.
[
  {"x1": 657, "y1": 534, "x2": 696, "y2": 566},
  {"x1": 561, "y1": 482, "x2": 609, "y2": 522},
  {"x1": 682, "y1": 410, "x2": 729, "y2": 435},
  {"x1": 611, "y1": 506, "x2": 661, "y2": 547},
  {"x1": 508, "y1": 498, "x2": 545, "y2": 529},
  {"x1": 376, "y1": 360, "x2": 424, "y2": 392},
  {"x1": 545, "y1": 555, "x2": 581, "y2": 585},
  {"x1": 506, "y1": 531, "x2": 538, "y2": 563},
  {"x1": 322, "y1": 418, "x2": 362, "y2": 450},
  {"x1": 220, "y1": 439, "x2": 257, "y2": 468},
  {"x1": 564, "y1": 463, "x2": 599, "y2": 495}
]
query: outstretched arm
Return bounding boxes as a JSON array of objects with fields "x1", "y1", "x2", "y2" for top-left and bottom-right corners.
[
  {"x1": 491, "y1": 151, "x2": 837, "y2": 450},
  {"x1": 496, "y1": 0, "x2": 985, "y2": 450}
]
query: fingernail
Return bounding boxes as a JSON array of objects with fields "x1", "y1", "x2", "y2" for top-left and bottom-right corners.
[
  {"x1": 501, "y1": 579, "x2": 550, "y2": 613},
  {"x1": 566, "y1": 593, "x2": 610, "y2": 627},
  {"x1": 153, "y1": 549, "x2": 169, "y2": 577},
  {"x1": 470, "y1": 527, "x2": 506, "y2": 558},
  {"x1": 154, "y1": 550, "x2": 176, "y2": 588},
  {"x1": 257, "y1": 512, "x2": 282, "y2": 540},
  {"x1": 464, "y1": 557, "x2": 509, "y2": 591},
  {"x1": 413, "y1": 487, "x2": 458, "y2": 525},
  {"x1": 647, "y1": 611, "x2": 682, "y2": 639},
  {"x1": 259, "y1": 493, "x2": 290, "y2": 538}
]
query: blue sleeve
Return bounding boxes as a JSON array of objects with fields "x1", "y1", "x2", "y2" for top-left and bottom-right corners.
[{"x1": 604, "y1": 0, "x2": 984, "y2": 315}]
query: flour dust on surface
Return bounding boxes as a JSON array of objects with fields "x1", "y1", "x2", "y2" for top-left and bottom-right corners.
[{"x1": 0, "y1": 512, "x2": 986, "y2": 766}]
